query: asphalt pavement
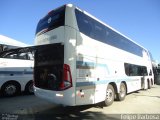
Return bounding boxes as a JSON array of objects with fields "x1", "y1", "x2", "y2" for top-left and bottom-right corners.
[{"x1": 0, "y1": 85, "x2": 160, "y2": 120}]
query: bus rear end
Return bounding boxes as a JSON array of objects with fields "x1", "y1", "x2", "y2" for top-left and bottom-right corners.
[{"x1": 34, "y1": 5, "x2": 76, "y2": 106}]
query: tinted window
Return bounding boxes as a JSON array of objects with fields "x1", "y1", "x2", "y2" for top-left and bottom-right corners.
[
  {"x1": 148, "y1": 51, "x2": 153, "y2": 61},
  {"x1": 75, "y1": 9, "x2": 143, "y2": 57},
  {"x1": 155, "y1": 68, "x2": 160, "y2": 75},
  {"x1": 75, "y1": 10, "x2": 93, "y2": 38},
  {"x1": 94, "y1": 22, "x2": 106, "y2": 42},
  {"x1": 124, "y1": 63, "x2": 148, "y2": 76},
  {"x1": 36, "y1": 6, "x2": 65, "y2": 35},
  {"x1": 0, "y1": 47, "x2": 34, "y2": 60},
  {"x1": 0, "y1": 44, "x2": 17, "y2": 52}
]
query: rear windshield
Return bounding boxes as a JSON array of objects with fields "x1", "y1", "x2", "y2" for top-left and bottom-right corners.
[
  {"x1": 36, "y1": 6, "x2": 65, "y2": 35},
  {"x1": 34, "y1": 43, "x2": 64, "y2": 66}
]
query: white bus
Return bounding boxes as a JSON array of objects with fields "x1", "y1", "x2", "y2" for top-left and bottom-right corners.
[
  {"x1": 0, "y1": 47, "x2": 34, "y2": 96},
  {"x1": 34, "y1": 4, "x2": 154, "y2": 106}
]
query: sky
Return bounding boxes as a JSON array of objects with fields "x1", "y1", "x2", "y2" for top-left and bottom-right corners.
[{"x1": 0, "y1": 0, "x2": 160, "y2": 62}]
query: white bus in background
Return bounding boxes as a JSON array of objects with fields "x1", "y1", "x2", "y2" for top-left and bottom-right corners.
[
  {"x1": 34, "y1": 4, "x2": 154, "y2": 106},
  {"x1": 0, "y1": 47, "x2": 34, "y2": 96}
]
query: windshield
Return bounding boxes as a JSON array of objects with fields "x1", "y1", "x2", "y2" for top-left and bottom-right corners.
[{"x1": 35, "y1": 6, "x2": 65, "y2": 36}]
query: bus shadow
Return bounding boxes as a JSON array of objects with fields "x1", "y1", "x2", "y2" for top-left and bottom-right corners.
[
  {"x1": 132, "y1": 94, "x2": 160, "y2": 99},
  {"x1": 0, "y1": 92, "x2": 34, "y2": 98},
  {"x1": 129, "y1": 88, "x2": 160, "y2": 99},
  {"x1": 30, "y1": 105, "x2": 119, "y2": 120}
]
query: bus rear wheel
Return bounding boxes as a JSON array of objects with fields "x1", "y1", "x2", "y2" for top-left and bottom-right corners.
[
  {"x1": 117, "y1": 83, "x2": 126, "y2": 101},
  {"x1": 148, "y1": 80, "x2": 151, "y2": 89},
  {"x1": 25, "y1": 81, "x2": 34, "y2": 94},
  {"x1": 104, "y1": 84, "x2": 115, "y2": 106}
]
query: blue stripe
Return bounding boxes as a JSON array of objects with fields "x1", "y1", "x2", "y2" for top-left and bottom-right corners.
[
  {"x1": 76, "y1": 78, "x2": 139, "y2": 87},
  {"x1": 76, "y1": 61, "x2": 108, "y2": 67},
  {"x1": 25, "y1": 71, "x2": 33, "y2": 74},
  {"x1": 76, "y1": 81, "x2": 96, "y2": 87},
  {"x1": 76, "y1": 79, "x2": 114, "y2": 87},
  {"x1": 0, "y1": 71, "x2": 33, "y2": 75},
  {"x1": 76, "y1": 61, "x2": 95, "y2": 69},
  {"x1": 76, "y1": 61, "x2": 140, "y2": 87},
  {"x1": 76, "y1": 61, "x2": 109, "y2": 69}
]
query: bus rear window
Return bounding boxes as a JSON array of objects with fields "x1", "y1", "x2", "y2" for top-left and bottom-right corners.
[{"x1": 36, "y1": 6, "x2": 65, "y2": 36}]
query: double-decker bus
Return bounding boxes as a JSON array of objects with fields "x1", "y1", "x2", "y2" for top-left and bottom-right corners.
[{"x1": 34, "y1": 4, "x2": 154, "y2": 106}]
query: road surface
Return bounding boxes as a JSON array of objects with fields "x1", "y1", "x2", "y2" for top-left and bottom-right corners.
[{"x1": 0, "y1": 85, "x2": 160, "y2": 120}]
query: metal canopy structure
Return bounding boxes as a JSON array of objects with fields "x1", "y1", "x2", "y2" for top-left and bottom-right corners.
[{"x1": 0, "y1": 35, "x2": 29, "y2": 47}]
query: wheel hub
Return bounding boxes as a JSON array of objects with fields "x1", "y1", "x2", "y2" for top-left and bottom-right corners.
[
  {"x1": 5, "y1": 85, "x2": 16, "y2": 95},
  {"x1": 120, "y1": 86, "x2": 126, "y2": 97},
  {"x1": 28, "y1": 84, "x2": 33, "y2": 93},
  {"x1": 106, "y1": 89, "x2": 113, "y2": 102}
]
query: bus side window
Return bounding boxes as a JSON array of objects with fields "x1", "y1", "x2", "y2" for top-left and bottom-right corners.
[{"x1": 75, "y1": 9, "x2": 93, "y2": 38}]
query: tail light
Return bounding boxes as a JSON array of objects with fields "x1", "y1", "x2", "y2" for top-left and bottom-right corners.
[{"x1": 60, "y1": 64, "x2": 72, "y2": 90}]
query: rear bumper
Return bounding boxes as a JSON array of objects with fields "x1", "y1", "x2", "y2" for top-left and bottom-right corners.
[{"x1": 34, "y1": 86, "x2": 75, "y2": 106}]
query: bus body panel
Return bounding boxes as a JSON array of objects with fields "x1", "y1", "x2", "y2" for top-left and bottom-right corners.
[
  {"x1": 75, "y1": 31, "x2": 152, "y2": 104},
  {"x1": 34, "y1": 21, "x2": 77, "y2": 106},
  {"x1": 35, "y1": 26, "x2": 65, "y2": 46}
]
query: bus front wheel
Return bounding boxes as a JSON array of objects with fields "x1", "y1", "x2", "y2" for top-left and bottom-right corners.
[{"x1": 104, "y1": 84, "x2": 115, "y2": 106}]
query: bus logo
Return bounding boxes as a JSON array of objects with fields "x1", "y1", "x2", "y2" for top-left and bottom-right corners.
[{"x1": 48, "y1": 17, "x2": 52, "y2": 24}]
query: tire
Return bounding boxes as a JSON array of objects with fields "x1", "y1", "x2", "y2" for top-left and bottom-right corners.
[
  {"x1": 150, "y1": 79, "x2": 153, "y2": 87},
  {"x1": 104, "y1": 84, "x2": 115, "y2": 106},
  {"x1": 148, "y1": 80, "x2": 151, "y2": 89},
  {"x1": 25, "y1": 81, "x2": 34, "y2": 94},
  {"x1": 117, "y1": 83, "x2": 126, "y2": 101},
  {"x1": 1, "y1": 82, "x2": 20, "y2": 97}
]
